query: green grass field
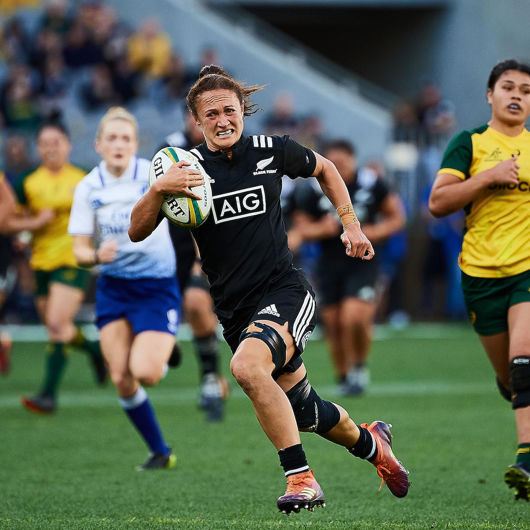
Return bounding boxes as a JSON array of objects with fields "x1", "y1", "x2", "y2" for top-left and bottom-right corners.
[{"x1": 2, "y1": 324, "x2": 529, "y2": 529}]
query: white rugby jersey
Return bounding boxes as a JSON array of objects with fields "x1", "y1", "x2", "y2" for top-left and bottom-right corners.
[{"x1": 68, "y1": 156, "x2": 176, "y2": 279}]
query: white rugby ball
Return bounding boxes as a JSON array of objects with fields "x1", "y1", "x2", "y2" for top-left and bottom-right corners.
[{"x1": 149, "y1": 147, "x2": 212, "y2": 228}]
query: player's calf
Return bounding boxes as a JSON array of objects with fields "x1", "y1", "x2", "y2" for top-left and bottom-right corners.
[{"x1": 286, "y1": 375, "x2": 340, "y2": 434}]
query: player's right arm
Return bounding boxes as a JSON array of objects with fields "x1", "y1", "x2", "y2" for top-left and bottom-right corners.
[
  {"x1": 72, "y1": 236, "x2": 117, "y2": 266},
  {"x1": 68, "y1": 177, "x2": 118, "y2": 266},
  {"x1": 428, "y1": 129, "x2": 519, "y2": 218},
  {"x1": 129, "y1": 161, "x2": 203, "y2": 242},
  {"x1": 429, "y1": 157, "x2": 519, "y2": 218},
  {"x1": 2, "y1": 174, "x2": 54, "y2": 234}
]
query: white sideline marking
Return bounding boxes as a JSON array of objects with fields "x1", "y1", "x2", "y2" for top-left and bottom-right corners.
[
  {"x1": 0, "y1": 381, "x2": 493, "y2": 408},
  {"x1": 2, "y1": 323, "x2": 472, "y2": 343}
]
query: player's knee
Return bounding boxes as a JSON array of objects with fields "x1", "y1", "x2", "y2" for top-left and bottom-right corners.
[
  {"x1": 133, "y1": 365, "x2": 164, "y2": 387},
  {"x1": 111, "y1": 371, "x2": 135, "y2": 394},
  {"x1": 184, "y1": 289, "x2": 207, "y2": 317},
  {"x1": 340, "y1": 310, "x2": 368, "y2": 331},
  {"x1": 230, "y1": 351, "x2": 268, "y2": 393},
  {"x1": 45, "y1": 317, "x2": 69, "y2": 341},
  {"x1": 238, "y1": 321, "x2": 286, "y2": 378},
  {"x1": 510, "y1": 356, "x2": 530, "y2": 409},
  {"x1": 286, "y1": 376, "x2": 340, "y2": 434}
]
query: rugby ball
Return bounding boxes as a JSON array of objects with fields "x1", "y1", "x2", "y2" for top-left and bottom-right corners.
[{"x1": 149, "y1": 147, "x2": 212, "y2": 228}]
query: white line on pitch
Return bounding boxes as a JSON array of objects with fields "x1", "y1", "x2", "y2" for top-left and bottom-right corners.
[{"x1": 0, "y1": 380, "x2": 493, "y2": 408}]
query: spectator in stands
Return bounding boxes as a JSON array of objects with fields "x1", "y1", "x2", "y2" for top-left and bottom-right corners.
[
  {"x1": 1, "y1": 17, "x2": 30, "y2": 64},
  {"x1": 76, "y1": 1, "x2": 105, "y2": 37},
  {"x1": 97, "y1": 5, "x2": 130, "y2": 67},
  {"x1": 111, "y1": 56, "x2": 140, "y2": 105},
  {"x1": 127, "y1": 18, "x2": 171, "y2": 79},
  {"x1": 0, "y1": 64, "x2": 41, "y2": 130},
  {"x1": 29, "y1": 28, "x2": 63, "y2": 75},
  {"x1": 162, "y1": 53, "x2": 187, "y2": 100},
  {"x1": 415, "y1": 80, "x2": 456, "y2": 190},
  {"x1": 62, "y1": 22, "x2": 102, "y2": 69},
  {"x1": 296, "y1": 113, "x2": 324, "y2": 152},
  {"x1": 39, "y1": 53, "x2": 68, "y2": 120},
  {"x1": 81, "y1": 63, "x2": 118, "y2": 111},
  {"x1": 264, "y1": 91, "x2": 300, "y2": 137},
  {"x1": 39, "y1": 0, "x2": 72, "y2": 37}
]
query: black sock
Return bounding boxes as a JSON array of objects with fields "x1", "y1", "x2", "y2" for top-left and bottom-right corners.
[
  {"x1": 194, "y1": 333, "x2": 219, "y2": 377},
  {"x1": 278, "y1": 444, "x2": 309, "y2": 477},
  {"x1": 349, "y1": 427, "x2": 378, "y2": 462}
]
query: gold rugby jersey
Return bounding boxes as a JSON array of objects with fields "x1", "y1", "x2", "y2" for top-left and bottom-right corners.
[
  {"x1": 14, "y1": 164, "x2": 86, "y2": 271},
  {"x1": 438, "y1": 123, "x2": 530, "y2": 278}
]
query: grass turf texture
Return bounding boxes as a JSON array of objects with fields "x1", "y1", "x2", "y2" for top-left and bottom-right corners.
[{"x1": 1, "y1": 324, "x2": 529, "y2": 529}]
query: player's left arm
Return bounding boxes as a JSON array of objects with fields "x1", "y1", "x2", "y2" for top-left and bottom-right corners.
[
  {"x1": 361, "y1": 193, "x2": 406, "y2": 244},
  {"x1": 311, "y1": 151, "x2": 374, "y2": 260}
]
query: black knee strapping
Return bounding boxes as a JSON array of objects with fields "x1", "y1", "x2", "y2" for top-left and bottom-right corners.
[
  {"x1": 496, "y1": 377, "x2": 512, "y2": 402},
  {"x1": 510, "y1": 356, "x2": 530, "y2": 410},
  {"x1": 240, "y1": 322, "x2": 286, "y2": 376},
  {"x1": 286, "y1": 376, "x2": 340, "y2": 434}
]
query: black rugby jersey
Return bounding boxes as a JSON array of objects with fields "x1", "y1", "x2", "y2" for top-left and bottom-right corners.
[
  {"x1": 292, "y1": 167, "x2": 389, "y2": 263},
  {"x1": 190, "y1": 134, "x2": 316, "y2": 319}
]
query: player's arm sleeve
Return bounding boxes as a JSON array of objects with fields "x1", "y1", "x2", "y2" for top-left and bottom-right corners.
[
  {"x1": 280, "y1": 136, "x2": 317, "y2": 179},
  {"x1": 438, "y1": 131, "x2": 472, "y2": 181},
  {"x1": 68, "y1": 182, "x2": 95, "y2": 236}
]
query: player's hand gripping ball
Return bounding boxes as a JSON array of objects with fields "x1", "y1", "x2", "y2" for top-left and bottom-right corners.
[{"x1": 149, "y1": 147, "x2": 212, "y2": 228}]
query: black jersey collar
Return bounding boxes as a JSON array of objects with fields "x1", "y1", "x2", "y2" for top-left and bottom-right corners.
[{"x1": 200, "y1": 135, "x2": 250, "y2": 161}]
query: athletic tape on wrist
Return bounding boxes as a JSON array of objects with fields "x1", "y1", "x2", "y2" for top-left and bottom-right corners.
[{"x1": 336, "y1": 203, "x2": 359, "y2": 227}]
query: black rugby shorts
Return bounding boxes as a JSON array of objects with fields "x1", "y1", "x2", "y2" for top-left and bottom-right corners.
[
  {"x1": 317, "y1": 258, "x2": 379, "y2": 306},
  {"x1": 221, "y1": 268, "x2": 317, "y2": 376}
]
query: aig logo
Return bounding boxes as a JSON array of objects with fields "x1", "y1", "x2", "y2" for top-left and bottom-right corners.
[{"x1": 212, "y1": 185, "x2": 266, "y2": 224}]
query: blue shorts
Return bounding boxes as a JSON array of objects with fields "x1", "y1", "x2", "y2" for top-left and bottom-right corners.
[{"x1": 96, "y1": 275, "x2": 181, "y2": 335}]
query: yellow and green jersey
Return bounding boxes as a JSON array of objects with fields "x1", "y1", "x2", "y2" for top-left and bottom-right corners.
[
  {"x1": 14, "y1": 164, "x2": 86, "y2": 271},
  {"x1": 438, "y1": 123, "x2": 530, "y2": 278}
]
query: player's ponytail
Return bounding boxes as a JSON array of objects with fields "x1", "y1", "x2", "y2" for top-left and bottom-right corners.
[
  {"x1": 187, "y1": 64, "x2": 264, "y2": 118},
  {"x1": 199, "y1": 64, "x2": 229, "y2": 79}
]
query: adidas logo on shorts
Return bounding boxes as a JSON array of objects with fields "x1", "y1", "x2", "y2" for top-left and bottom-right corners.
[{"x1": 258, "y1": 304, "x2": 280, "y2": 317}]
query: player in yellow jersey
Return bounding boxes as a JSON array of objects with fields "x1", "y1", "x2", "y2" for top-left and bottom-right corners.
[
  {"x1": 429, "y1": 59, "x2": 530, "y2": 501},
  {"x1": 6, "y1": 122, "x2": 106, "y2": 414}
]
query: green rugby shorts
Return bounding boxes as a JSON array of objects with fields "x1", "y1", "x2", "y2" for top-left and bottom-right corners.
[
  {"x1": 461, "y1": 269, "x2": 530, "y2": 335},
  {"x1": 34, "y1": 267, "x2": 90, "y2": 297}
]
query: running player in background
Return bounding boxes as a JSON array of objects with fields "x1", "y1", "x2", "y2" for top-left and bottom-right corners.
[
  {"x1": 0, "y1": 174, "x2": 16, "y2": 374},
  {"x1": 69, "y1": 107, "x2": 180, "y2": 470},
  {"x1": 429, "y1": 59, "x2": 530, "y2": 500},
  {"x1": 289, "y1": 140, "x2": 405, "y2": 395},
  {"x1": 5, "y1": 123, "x2": 106, "y2": 413},
  {"x1": 129, "y1": 66, "x2": 409, "y2": 512},
  {"x1": 160, "y1": 110, "x2": 228, "y2": 422}
]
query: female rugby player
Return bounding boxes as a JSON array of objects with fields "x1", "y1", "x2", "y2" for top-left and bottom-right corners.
[
  {"x1": 7, "y1": 123, "x2": 106, "y2": 413},
  {"x1": 69, "y1": 107, "x2": 180, "y2": 470},
  {"x1": 129, "y1": 66, "x2": 410, "y2": 512},
  {"x1": 429, "y1": 59, "x2": 530, "y2": 501}
]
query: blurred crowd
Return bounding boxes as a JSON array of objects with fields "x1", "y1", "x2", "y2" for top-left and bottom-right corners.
[{"x1": 0, "y1": 0, "x2": 467, "y2": 327}]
